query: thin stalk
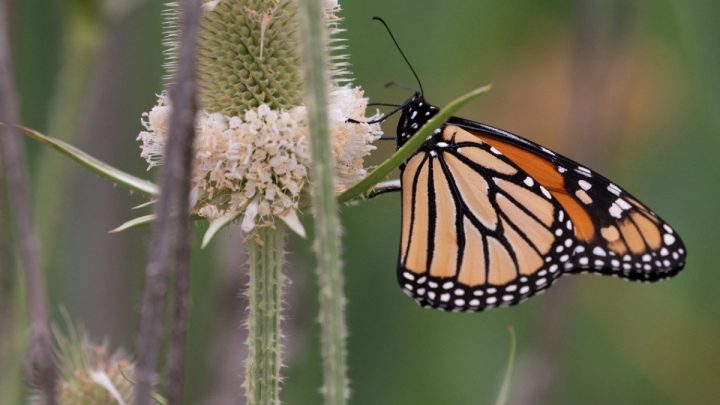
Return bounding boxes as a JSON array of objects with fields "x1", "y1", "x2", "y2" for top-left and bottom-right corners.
[
  {"x1": 0, "y1": 141, "x2": 20, "y2": 403},
  {"x1": 33, "y1": 0, "x2": 102, "y2": 265},
  {"x1": 298, "y1": 0, "x2": 348, "y2": 403},
  {"x1": 134, "y1": 0, "x2": 201, "y2": 404},
  {"x1": 244, "y1": 226, "x2": 286, "y2": 405},
  {"x1": 0, "y1": 3, "x2": 57, "y2": 403}
]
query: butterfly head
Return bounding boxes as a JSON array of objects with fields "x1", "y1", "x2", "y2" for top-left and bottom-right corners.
[{"x1": 396, "y1": 93, "x2": 440, "y2": 148}]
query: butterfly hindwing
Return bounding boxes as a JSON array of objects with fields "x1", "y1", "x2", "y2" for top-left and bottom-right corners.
[{"x1": 399, "y1": 125, "x2": 577, "y2": 311}]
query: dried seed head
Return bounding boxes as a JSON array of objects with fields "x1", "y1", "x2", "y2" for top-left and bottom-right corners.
[{"x1": 30, "y1": 319, "x2": 139, "y2": 405}]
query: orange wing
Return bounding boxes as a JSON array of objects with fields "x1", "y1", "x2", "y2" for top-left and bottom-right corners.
[
  {"x1": 391, "y1": 94, "x2": 685, "y2": 312},
  {"x1": 398, "y1": 124, "x2": 685, "y2": 312}
]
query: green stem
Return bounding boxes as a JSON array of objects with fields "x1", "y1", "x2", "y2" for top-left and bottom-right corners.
[
  {"x1": 298, "y1": 0, "x2": 348, "y2": 403},
  {"x1": 493, "y1": 326, "x2": 517, "y2": 405},
  {"x1": 245, "y1": 226, "x2": 285, "y2": 405},
  {"x1": 338, "y1": 84, "x2": 493, "y2": 204}
]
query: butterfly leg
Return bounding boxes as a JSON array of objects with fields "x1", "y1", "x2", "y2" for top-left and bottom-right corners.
[{"x1": 366, "y1": 179, "x2": 401, "y2": 199}]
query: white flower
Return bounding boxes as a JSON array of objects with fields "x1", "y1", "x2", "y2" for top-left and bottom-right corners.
[{"x1": 137, "y1": 86, "x2": 382, "y2": 232}]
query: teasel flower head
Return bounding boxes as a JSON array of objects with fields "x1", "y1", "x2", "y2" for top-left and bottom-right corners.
[
  {"x1": 137, "y1": 0, "x2": 382, "y2": 235},
  {"x1": 29, "y1": 317, "x2": 139, "y2": 405}
]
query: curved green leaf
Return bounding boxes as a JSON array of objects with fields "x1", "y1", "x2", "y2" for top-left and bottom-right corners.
[
  {"x1": 493, "y1": 326, "x2": 517, "y2": 405},
  {"x1": 201, "y1": 212, "x2": 240, "y2": 249},
  {"x1": 337, "y1": 84, "x2": 492, "y2": 204},
  {"x1": 16, "y1": 124, "x2": 159, "y2": 196},
  {"x1": 109, "y1": 215, "x2": 156, "y2": 233}
]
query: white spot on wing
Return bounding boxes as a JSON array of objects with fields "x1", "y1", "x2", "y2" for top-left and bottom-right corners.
[
  {"x1": 578, "y1": 179, "x2": 592, "y2": 190},
  {"x1": 576, "y1": 166, "x2": 592, "y2": 177},
  {"x1": 663, "y1": 233, "x2": 676, "y2": 245},
  {"x1": 616, "y1": 198, "x2": 632, "y2": 210},
  {"x1": 540, "y1": 186, "x2": 552, "y2": 199}
]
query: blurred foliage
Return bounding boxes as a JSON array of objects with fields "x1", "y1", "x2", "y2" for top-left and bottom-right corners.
[{"x1": 5, "y1": 0, "x2": 719, "y2": 404}]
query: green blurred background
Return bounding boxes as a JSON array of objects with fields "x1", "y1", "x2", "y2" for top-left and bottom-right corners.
[{"x1": 3, "y1": 0, "x2": 719, "y2": 404}]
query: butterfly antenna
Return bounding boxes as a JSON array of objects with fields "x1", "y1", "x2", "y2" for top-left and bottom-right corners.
[
  {"x1": 347, "y1": 97, "x2": 415, "y2": 124},
  {"x1": 368, "y1": 102, "x2": 401, "y2": 107},
  {"x1": 373, "y1": 16, "x2": 425, "y2": 96}
]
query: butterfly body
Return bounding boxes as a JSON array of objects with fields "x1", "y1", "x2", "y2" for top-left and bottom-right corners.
[{"x1": 395, "y1": 94, "x2": 686, "y2": 312}]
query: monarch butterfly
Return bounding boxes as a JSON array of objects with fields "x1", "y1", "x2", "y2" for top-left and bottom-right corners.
[{"x1": 368, "y1": 18, "x2": 686, "y2": 312}]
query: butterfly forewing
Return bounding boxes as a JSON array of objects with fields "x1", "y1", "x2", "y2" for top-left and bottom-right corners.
[{"x1": 457, "y1": 122, "x2": 687, "y2": 282}]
